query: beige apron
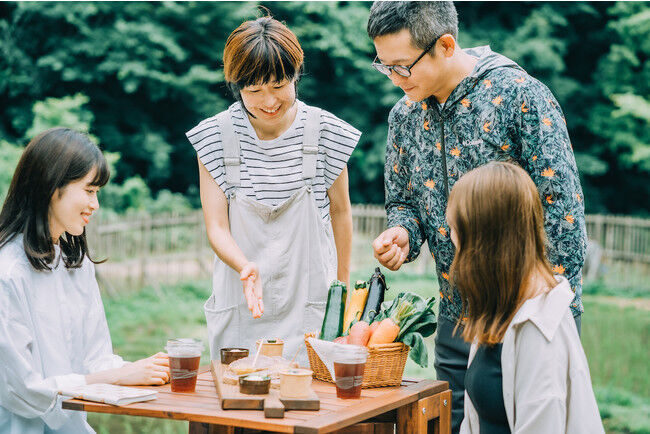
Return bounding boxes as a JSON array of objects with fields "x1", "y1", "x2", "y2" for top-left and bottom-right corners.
[{"x1": 204, "y1": 107, "x2": 337, "y2": 366}]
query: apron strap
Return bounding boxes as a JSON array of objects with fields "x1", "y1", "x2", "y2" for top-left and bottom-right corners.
[
  {"x1": 302, "y1": 107, "x2": 321, "y2": 184},
  {"x1": 216, "y1": 110, "x2": 241, "y2": 188}
]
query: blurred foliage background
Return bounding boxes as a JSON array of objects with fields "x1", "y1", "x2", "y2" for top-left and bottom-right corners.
[{"x1": 1, "y1": 1, "x2": 649, "y2": 215}]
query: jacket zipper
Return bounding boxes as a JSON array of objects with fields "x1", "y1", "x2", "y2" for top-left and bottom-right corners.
[
  {"x1": 438, "y1": 112, "x2": 449, "y2": 198},
  {"x1": 436, "y1": 83, "x2": 477, "y2": 199}
]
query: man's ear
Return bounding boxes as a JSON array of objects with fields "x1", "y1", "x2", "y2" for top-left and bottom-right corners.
[{"x1": 438, "y1": 34, "x2": 457, "y2": 58}]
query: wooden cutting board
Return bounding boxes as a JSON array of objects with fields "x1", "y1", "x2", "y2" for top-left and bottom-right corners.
[{"x1": 210, "y1": 361, "x2": 319, "y2": 418}]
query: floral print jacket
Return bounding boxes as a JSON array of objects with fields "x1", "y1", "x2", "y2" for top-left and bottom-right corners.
[{"x1": 385, "y1": 46, "x2": 587, "y2": 322}]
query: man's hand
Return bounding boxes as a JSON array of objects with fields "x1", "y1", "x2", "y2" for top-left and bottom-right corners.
[
  {"x1": 372, "y1": 226, "x2": 410, "y2": 271},
  {"x1": 240, "y1": 262, "x2": 264, "y2": 318}
]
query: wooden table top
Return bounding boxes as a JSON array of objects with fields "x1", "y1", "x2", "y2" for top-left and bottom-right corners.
[{"x1": 62, "y1": 367, "x2": 449, "y2": 434}]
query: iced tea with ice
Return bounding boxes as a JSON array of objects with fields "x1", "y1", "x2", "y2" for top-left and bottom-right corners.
[
  {"x1": 334, "y1": 361, "x2": 366, "y2": 398},
  {"x1": 333, "y1": 345, "x2": 368, "y2": 399},
  {"x1": 165, "y1": 339, "x2": 203, "y2": 393}
]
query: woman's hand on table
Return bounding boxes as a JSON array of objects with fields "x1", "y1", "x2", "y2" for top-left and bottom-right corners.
[
  {"x1": 115, "y1": 352, "x2": 170, "y2": 386},
  {"x1": 240, "y1": 262, "x2": 264, "y2": 318},
  {"x1": 86, "y1": 352, "x2": 170, "y2": 386}
]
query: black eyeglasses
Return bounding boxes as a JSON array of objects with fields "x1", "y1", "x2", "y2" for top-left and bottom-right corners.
[{"x1": 372, "y1": 38, "x2": 438, "y2": 78}]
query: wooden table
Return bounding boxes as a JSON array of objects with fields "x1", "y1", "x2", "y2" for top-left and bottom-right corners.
[{"x1": 63, "y1": 367, "x2": 451, "y2": 433}]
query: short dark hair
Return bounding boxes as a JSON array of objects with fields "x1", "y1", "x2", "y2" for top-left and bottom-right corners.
[
  {"x1": 223, "y1": 16, "x2": 303, "y2": 116},
  {"x1": 224, "y1": 16, "x2": 303, "y2": 90},
  {"x1": 367, "y1": 1, "x2": 459, "y2": 50},
  {"x1": 0, "y1": 128, "x2": 110, "y2": 270}
]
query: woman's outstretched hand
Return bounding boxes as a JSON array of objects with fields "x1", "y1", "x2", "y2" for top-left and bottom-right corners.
[{"x1": 240, "y1": 262, "x2": 264, "y2": 318}]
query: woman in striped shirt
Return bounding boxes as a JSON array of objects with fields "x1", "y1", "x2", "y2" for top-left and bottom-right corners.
[{"x1": 186, "y1": 16, "x2": 360, "y2": 363}]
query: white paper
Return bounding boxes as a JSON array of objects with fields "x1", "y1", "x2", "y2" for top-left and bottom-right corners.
[{"x1": 59, "y1": 383, "x2": 157, "y2": 406}]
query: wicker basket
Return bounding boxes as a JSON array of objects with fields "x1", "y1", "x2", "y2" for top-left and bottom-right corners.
[{"x1": 304, "y1": 335, "x2": 410, "y2": 388}]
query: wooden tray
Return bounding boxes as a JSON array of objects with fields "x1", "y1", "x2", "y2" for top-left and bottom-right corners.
[{"x1": 210, "y1": 361, "x2": 319, "y2": 418}]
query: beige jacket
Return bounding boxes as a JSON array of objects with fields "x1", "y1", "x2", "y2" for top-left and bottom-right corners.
[{"x1": 460, "y1": 277, "x2": 604, "y2": 433}]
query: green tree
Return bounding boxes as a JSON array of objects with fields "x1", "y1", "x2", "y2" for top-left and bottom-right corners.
[
  {"x1": 0, "y1": 2, "x2": 250, "y2": 192},
  {"x1": 0, "y1": 140, "x2": 22, "y2": 203},
  {"x1": 7, "y1": 91, "x2": 193, "y2": 215},
  {"x1": 586, "y1": 2, "x2": 650, "y2": 214},
  {"x1": 1, "y1": 2, "x2": 649, "y2": 214},
  {"x1": 25, "y1": 93, "x2": 96, "y2": 140}
]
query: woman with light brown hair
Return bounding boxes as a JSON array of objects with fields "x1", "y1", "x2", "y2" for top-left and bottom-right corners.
[
  {"x1": 185, "y1": 16, "x2": 360, "y2": 364},
  {"x1": 446, "y1": 162, "x2": 603, "y2": 433}
]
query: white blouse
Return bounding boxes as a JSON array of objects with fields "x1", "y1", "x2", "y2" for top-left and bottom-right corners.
[
  {"x1": 0, "y1": 235, "x2": 124, "y2": 434},
  {"x1": 461, "y1": 277, "x2": 604, "y2": 434}
]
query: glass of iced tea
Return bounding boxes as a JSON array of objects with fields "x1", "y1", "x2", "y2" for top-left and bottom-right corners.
[
  {"x1": 165, "y1": 339, "x2": 203, "y2": 393},
  {"x1": 333, "y1": 345, "x2": 368, "y2": 399}
]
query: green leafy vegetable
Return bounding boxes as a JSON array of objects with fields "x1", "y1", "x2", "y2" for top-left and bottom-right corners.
[{"x1": 372, "y1": 292, "x2": 437, "y2": 367}]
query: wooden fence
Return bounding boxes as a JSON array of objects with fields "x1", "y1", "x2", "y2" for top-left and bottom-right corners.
[
  {"x1": 87, "y1": 206, "x2": 650, "y2": 290},
  {"x1": 585, "y1": 214, "x2": 650, "y2": 263}
]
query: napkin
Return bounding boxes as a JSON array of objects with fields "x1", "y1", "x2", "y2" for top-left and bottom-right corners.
[
  {"x1": 307, "y1": 338, "x2": 355, "y2": 381},
  {"x1": 307, "y1": 338, "x2": 343, "y2": 381}
]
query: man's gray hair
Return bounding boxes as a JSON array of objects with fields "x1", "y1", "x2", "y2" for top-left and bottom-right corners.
[{"x1": 367, "y1": 1, "x2": 458, "y2": 50}]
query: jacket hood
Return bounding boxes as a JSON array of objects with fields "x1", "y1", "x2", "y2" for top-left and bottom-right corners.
[
  {"x1": 437, "y1": 46, "x2": 525, "y2": 110},
  {"x1": 464, "y1": 45, "x2": 524, "y2": 79}
]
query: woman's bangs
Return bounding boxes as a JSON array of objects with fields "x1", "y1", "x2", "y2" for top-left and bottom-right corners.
[
  {"x1": 89, "y1": 153, "x2": 110, "y2": 187},
  {"x1": 239, "y1": 39, "x2": 296, "y2": 87}
]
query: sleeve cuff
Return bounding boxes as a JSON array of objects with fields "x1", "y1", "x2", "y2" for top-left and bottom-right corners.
[
  {"x1": 86, "y1": 354, "x2": 126, "y2": 373},
  {"x1": 396, "y1": 220, "x2": 424, "y2": 263},
  {"x1": 54, "y1": 373, "x2": 87, "y2": 392}
]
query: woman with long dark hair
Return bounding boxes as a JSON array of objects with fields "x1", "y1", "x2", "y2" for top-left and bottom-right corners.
[
  {"x1": 0, "y1": 128, "x2": 169, "y2": 434},
  {"x1": 446, "y1": 162, "x2": 603, "y2": 433},
  {"x1": 186, "y1": 16, "x2": 360, "y2": 363}
]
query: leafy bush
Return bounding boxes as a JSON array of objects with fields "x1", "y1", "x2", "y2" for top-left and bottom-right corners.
[
  {"x1": 6, "y1": 93, "x2": 194, "y2": 216},
  {"x1": 0, "y1": 140, "x2": 23, "y2": 204},
  {"x1": 596, "y1": 386, "x2": 650, "y2": 434}
]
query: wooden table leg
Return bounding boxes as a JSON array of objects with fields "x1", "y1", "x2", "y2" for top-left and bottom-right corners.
[
  {"x1": 188, "y1": 421, "x2": 238, "y2": 434},
  {"x1": 431, "y1": 390, "x2": 451, "y2": 434},
  {"x1": 330, "y1": 422, "x2": 395, "y2": 433},
  {"x1": 396, "y1": 389, "x2": 452, "y2": 434}
]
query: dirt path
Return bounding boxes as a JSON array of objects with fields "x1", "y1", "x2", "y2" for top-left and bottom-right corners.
[{"x1": 586, "y1": 295, "x2": 650, "y2": 311}]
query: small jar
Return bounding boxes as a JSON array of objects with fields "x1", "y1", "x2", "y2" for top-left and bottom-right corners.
[
  {"x1": 279, "y1": 368, "x2": 313, "y2": 399},
  {"x1": 220, "y1": 348, "x2": 249, "y2": 365},
  {"x1": 239, "y1": 375, "x2": 271, "y2": 395},
  {"x1": 255, "y1": 339, "x2": 284, "y2": 357}
]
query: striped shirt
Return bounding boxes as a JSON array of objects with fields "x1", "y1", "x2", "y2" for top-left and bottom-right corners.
[{"x1": 186, "y1": 101, "x2": 361, "y2": 220}]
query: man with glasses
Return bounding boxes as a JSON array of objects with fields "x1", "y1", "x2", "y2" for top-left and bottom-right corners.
[{"x1": 367, "y1": 2, "x2": 587, "y2": 432}]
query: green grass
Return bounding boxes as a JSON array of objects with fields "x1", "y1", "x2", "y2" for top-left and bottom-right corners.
[
  {"x1": 596, "y1": 386, "x2": 650, "y2": 434},
  {"x1": 94, "y1": 271, "x2": 649, "y2": 433},
  {"x1": 582, "y1": 299, "x2": 650, "y2": 399},
  {"x1": 584, "y1": 278, "x2": 650, "y2": 299},
  {"x1": 103, "y1": 281, "x2": 211, "y2": 361},
  {"x1": 89, "y1": 412, "x2": 187, "y2": 434},
  {"x1": 582, "y1": 262, "x2": 650, "y2": 298}
]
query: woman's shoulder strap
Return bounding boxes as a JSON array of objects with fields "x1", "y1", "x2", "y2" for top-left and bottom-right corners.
[
  {"x1": 302, "y1": 105, "x2": 322, "y2": 181},
  {"x1": 216, "y1": 108, "x2": 241, "y2": 187}
]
